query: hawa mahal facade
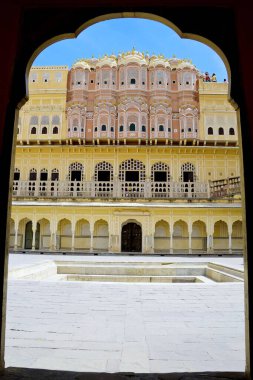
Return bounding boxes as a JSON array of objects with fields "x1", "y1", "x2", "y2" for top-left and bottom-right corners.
[{"x1": 10, "y1": 51, "x2": 242, "y2": 254}]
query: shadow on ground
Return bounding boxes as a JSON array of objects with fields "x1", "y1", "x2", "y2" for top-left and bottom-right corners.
[{"x1": 0, "y1": 368, "x2": 246, "y2": 380}]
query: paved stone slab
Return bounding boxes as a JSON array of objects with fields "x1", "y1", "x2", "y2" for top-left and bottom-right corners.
[{"x1": 4, "y1": 255, "x2": 246, "y2": 373}]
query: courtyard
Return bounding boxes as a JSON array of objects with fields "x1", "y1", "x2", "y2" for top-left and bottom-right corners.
[{"x1": 5, "y1": 254, "x2": 245, "y2": 373}]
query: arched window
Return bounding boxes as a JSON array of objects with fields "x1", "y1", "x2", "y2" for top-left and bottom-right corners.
[
  {"x1": 52, "y1": 115, "x2": 60, "y2": 125},
  {"x1": 219, "y1": 127, "x2": 224, "y2": 135},
  {"x1": 208, "y1": 127, "x2": 213, "y2": 135},
  {"x1": 29, "y1": 168, "x2": 37, "y2": 181},
  {"x1": 111, "y1": 127, "x2": 114, "y2": 132},
  {"x1": 30, "y1": 116, "x2": 38, "y2": 125},
  {"x1": 14, "y1": 168, "x2": 20, "y2": 181},
  {"x1": 73, "y1": 118, "x2": 79, "y2": 127},
  {"x1": 119, "y1": 159, "x2": 146, "y2": 182},
  {"x1": 51, "y1": 168, "x2": 59, "y2": 181},
  {"x1": 94, "y1": 127, "x2": 98, "y2": 132},
  {"x1": 181, "y1": 162, "x2": 196, "y2": 182},
  {"x1": 151, "y1": 162, "x2": 170, "y2": 183},
  {"x1": 94, "y1": 162, "x2": 113, "y2": 182},
  {"x1": 101, "y1": 124, "x2": 107, "y2": 131},
  {"x1": 130, "y1": 78, "x2": 136, "y2": 84},
  {"x1": 40, "y1": 168, "x2": 48, "y2": 181},
  {"x1": 31, "y1": 127, "x2": 37, "y2": 134},
  {"x1": 68, "y1": 162, "x2": 84, "y2": 181},
  {"x1": 159, "y1": 125, "x2": 164, "y2": 132},
  {"x1": 53, "y1": 126, "x2": 58, "y2": 134},
  {"x1": 129, "y1": 123, "x2": 135, "y2": 132},
  {"x1": 119, "y1": 125, "x2": 124, "y2": 132},
  {"x1": 142, "y1": 125, "x2": 146, "y2": 132},
  {"x1": 41, "y1": 115, "x2": 49, "y2": 125},
  {"x1": 42, "y1": 127, "x2": 47, "y2": 134},
  {"x1": 229, "y1": 127, "x2": 235, "y2": 135}
]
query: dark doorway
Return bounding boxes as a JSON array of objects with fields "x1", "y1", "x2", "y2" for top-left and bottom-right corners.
[
  {"x1": 183, "y1": 171, "x2": 194, "y2": 182},
  {"x1": 71, "y1": 170, "x2": 81, "y2": 181},
  {"x1": 121, "y1": 223, "x2": 142, "y2": 252},
  {"x1": 126, "y1": 171, "x2": 139, "y2": 181},
  {"x1": 24, "y1": 221, "x2": 32, "y2": 249}
]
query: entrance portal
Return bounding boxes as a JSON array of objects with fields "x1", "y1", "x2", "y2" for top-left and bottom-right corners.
[{"x1": 121, "y1": 223, "x2": 142, "y2": 252}]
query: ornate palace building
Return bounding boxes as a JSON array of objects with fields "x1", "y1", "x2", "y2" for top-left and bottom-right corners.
[{"x1": 10, "y1": 51, "x2": 242, "y2": 254}]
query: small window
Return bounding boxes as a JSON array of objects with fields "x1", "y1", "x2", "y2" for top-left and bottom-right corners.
[
  {"x1": 188, "y1": 128, "x2": 192, "y2": 132},
  {"x1": 74, "y1": 127, "x2": 77, "y2": 132},
  {"x1": 94, "y1": 127, "x2": 98, "y2": 132},
  {"x1": 121, "y1": 81, "x2": 124, "y2": 85},
  {"x1": 151, "y1": 127, "x2": 155, "y2": 132},
  {"x1": 168, "y1": 128, "x2": 171, "y2": 132},
  {"x1": 130, "y1": 78, "x2": 136, "y2": 84},
  {"x1": 142, "y1": 125, "x2": 146, "y2": 132},
  {"x1": 159, "y1": 125, "x2": 164, "y2": 132},
  {"x1": 186, "y1": 81, "x2": 190, "y2": 85},
  {"x1": 101, "y1": 124, "x2": 107, "y2": 131},
  {"x1": 81, "y1": 128, "x2": 84, "y2": 132},
  {"x1": 104, "y1": 81, "x2": 107, "y2": 84},
  {"x1": 219, "y1": 127, "x2": 224, "y2": 135},
  {"x1": 158, "y1": 81, "x2": 162, "y2": 85},
  {"x1": 208, "y1": 127, "x2": 213, "y2": 135},
  {"x1": 91, "y1": 80, "x2": 94, "y2": 83},
  {"x1": 119, "y1": 125, "x2": 124, "y2": 132},
  {"x1": 129, "y1": 123, "x2": 136, "y2": 132},
  {"x1": 181, "y1": 129, "x2": 184, "y2": 132},
  {"x1": 53, "y1": 126, "x2": 58, "y2": 134},
  {"x1": 77, "y1": 81, "x2": 81, "y2": 85},
  {"x1": 29, "y1": 171, "x2": 37, "y2": 181},
  {"x1": 42, "y1": 127, "x2": 47, "y2": 134},
  {"x1": 173, "y1": 80, "x2": 176, "y2": 84},
  {"x1": 142, "y1": 82, "x2": 145, "y2": 85},
  {"x1": 229, "y1": 128, "x2": 235, "y2": 135},
  {"x1": 111, "y1": 127, "x2": 114, "y2": 132},
  {"x1": 31, "y1": 127, "x2": 36, "y2": 134},
  {"x1": 14, "y1": 172, "x2": 20, "y2": 181}
]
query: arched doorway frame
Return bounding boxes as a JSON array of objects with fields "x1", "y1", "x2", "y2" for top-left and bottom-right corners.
[
  {"x1": 1, "y1": 8, "x2": 250, "y2": 377},
  {"x1": 121, "y1": 219, "x2": 143, "y2": 253}
]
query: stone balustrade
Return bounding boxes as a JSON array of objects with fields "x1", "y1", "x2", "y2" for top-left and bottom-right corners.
[{"x1": 11, "y1": 178, "x2": 240, "y2": 200}]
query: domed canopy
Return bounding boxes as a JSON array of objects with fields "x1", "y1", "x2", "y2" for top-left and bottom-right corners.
[
  {"x1": 149, "y1": 56, "x2": 170, "y2": 69},
  {"x1": 72, "y1": 60, "x2": 91, "y2": 71},
  {"x1": 96, "y1": 55, "x2": 117, "y2": 68},
  {"x1": 118, "y1": 50, "x2": 148, "y2": 66}
]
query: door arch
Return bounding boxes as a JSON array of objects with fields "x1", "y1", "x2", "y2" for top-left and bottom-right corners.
[{"x1": 121, "y1": 222, "x2": 142, "y2": 252}]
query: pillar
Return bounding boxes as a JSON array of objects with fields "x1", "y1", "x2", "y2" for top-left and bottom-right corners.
[
  {"x1": 228, "y1": 225, "x2": 233, "y2": 254},
  {"x1": 31, "y1": 221, "x2": 36, "y2": 251},
  {"x1": 170, "y1": 224, "x2": 173, "y2": 254},
  {"x1": 71, "y1": 230, "x2": 75, "y2": 251},
  {"x1": 188, "y1": 224, "x2": 192, "y2": 254},
  {"x1": 14, "y1": 220, "x2": 19, "y2": 251},
  {"x1": 90, "y1": 226, "x2": 94, "y2": 253}
]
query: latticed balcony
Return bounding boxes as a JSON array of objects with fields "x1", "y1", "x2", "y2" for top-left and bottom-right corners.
[{"x1": 12, "y1": 177, "x2": 241, "y2": 200}]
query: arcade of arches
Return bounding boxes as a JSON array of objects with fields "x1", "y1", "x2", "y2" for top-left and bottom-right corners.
[{"x1": 9, "y1": 210, "x2": 243, "y2": 253}]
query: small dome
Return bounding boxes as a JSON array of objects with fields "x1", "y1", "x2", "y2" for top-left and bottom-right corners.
[
  {"x1": 149, "y1": 56, "x2": 170, "y2": 69},
  {"x1": 72, "y1": 60, "x2": 91, "y2": 70},
  {"x1": 178, "y1": 60, "x2": 197, "y2": 70},
  {"x1": 118, "y1": 50, "x2": 148, "y2": 66},
  {"x1": 96, "y1": 56, "x2": 117, "y2": 68}
]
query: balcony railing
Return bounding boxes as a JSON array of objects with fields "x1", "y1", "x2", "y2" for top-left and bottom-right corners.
[
  {"x1": 12, "y1": 179, "x2": 213, "y2": 200},
  {"x1": 209, "y1": 176, "x2": 241, "y2": 198}
]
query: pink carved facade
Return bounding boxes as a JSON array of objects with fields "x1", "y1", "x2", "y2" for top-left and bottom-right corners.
[{"x1": 66, "y1": 52, "x2": 200, "y2": 144}]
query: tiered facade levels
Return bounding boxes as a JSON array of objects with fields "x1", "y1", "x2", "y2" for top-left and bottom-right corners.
[{"x1": 11, "y1": 52, "x2": 242, "y2": 254}]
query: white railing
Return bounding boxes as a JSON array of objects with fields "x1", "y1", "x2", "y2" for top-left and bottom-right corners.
[{"x1": 12, "y1": 179, "x2": 212, "y2": 199}]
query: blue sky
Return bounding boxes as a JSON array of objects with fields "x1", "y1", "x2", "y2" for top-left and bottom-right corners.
[{"x1": 33, "y1": 18, "x2": 227, "y2": 81}]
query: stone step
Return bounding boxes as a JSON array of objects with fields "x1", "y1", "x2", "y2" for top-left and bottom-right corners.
[{"x1": 65, "y1": 274, "x2": 204, "y2": 283}]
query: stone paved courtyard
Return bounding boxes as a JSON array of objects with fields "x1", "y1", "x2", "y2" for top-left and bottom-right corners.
[{"x1": 5, "y1": 255, "x2": 246, "y2": 373}]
